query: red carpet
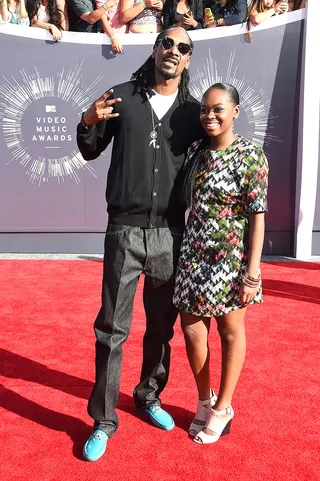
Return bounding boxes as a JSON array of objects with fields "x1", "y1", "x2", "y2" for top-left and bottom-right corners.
[{"x1": 0, "y1": 260, "x2": 319, "y2": 481}]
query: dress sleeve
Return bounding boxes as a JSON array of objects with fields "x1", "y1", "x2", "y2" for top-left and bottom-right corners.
[{"x1": 243, "y1": 147, "x2": 269, "y2": 213}]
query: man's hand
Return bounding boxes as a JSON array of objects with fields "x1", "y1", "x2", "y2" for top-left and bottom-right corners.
[{"x1": 83, "y1": 89, "x2": 122, "y2": 126}]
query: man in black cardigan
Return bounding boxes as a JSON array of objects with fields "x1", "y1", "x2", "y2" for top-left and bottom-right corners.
[{"x1": 77, "y1": 26, "x2": 204, "y2": 461}]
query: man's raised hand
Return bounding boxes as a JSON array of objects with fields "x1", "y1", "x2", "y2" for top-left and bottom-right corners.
[{"x1": 83, "y1": 89, "x2": 122, "y2": 126}]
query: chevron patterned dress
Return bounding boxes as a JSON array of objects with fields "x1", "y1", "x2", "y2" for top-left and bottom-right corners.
[{"x1": 173, "y1": 136, "x2": 269, "y2": 317}]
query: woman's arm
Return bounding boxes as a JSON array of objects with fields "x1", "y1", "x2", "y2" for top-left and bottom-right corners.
[
  {"x1": 19, "y1": 0, "x2": 29, "y2": 18},
  {"x1": 192, "y1": 0, "x2": 204, "y2": 28},
  {"x1": 249, "y1": 3, "x2": 286, "y2": 26},
  {"x1": 120, "y1": 0, "x2": 143, "y2": 23},
  {"x1": 81, "y1": 0, "x2": 118, "y2": 25},
  {"x1": 247, "y1": 213, "x2": 265, "y2": 277},
  {"x1": 0, "y1": 2, "x2": 9, "y2": 22},
  {"x1": 239, "y1": 212, "x2": 265, "y2": 305},
  {"x1": 100, "y1": 15, "x2": 123, "y2": 53},
  {"x1": 120, "y1": 0, "x2": 161, "y2": 23},
  {"x1": 57, "y1": 0, "x2": 69, "y2": 30},
  {"x1": 31, "y1": 17, "x2": 62, "y2": 40}
]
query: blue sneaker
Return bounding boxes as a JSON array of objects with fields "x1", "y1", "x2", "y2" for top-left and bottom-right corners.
[
  {"x1": 142, "y1": 405, "x2": 175, "y2": 431},
  {"x1": 83, "y1": 430, "x2": 108, "y2": 462}
]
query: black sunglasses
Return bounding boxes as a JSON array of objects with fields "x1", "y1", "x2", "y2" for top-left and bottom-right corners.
[{"x1": 161, "y1": 36, "x2": 192, "y2": 56}]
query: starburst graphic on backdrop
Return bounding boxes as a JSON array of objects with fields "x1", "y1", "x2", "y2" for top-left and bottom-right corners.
[
  {"x1": 189, "y1": 50, "x2": 280, "y2": 148},
  {"x1": 0, "y1": 61, "x2": 103, "y2": 185}
]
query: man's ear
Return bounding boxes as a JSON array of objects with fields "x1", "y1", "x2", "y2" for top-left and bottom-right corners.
[
  {"x1": 185, "y1": 56, "x2": 191, "y2": 70},
  {"x1": 152, "y1": 46, "x2": 157, "y2": 59}
]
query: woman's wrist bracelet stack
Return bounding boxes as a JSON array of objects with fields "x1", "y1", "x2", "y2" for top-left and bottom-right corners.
[{"x1": 241, "y1": 272, "x2": 260, "y2": 288}]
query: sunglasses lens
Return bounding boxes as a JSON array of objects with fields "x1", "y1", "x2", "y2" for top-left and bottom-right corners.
[
  {"x1": 178, "y1": 43, "x2": 191, "y2": 55},
  {"x1": 161, "y1": 37, "x2": 190, "y2": 56},
  {"x1": 162, "y1": 37, "x2": 174, "y2": 50}
]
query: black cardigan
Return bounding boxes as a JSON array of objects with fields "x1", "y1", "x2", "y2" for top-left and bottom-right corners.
[
  {"x1": 163, "y1": 0, "x2": 204, "y2": 30},
  {"x1": 77, "y1": 81, "x2": 204, "y2": 228}
]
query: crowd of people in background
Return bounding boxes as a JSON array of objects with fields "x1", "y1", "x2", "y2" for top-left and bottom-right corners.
[{"x1": 0, "y1": 0, "x2": 306, "y2": 49}]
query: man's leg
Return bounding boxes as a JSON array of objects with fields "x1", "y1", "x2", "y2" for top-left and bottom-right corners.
[
  {"x1": 84, "y1": 225, "x2": 144, "y2": 460},
  {"x1": 133, "y1": 227, "x2": 182, "y2": 427}
]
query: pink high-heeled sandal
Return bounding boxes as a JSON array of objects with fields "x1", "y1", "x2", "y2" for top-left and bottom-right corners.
[
  {"x1": 193, "y1": 406, "x2": 234, "y2": 444},
  {"x1": 188, "y1": 389, "x2": 217, "y2": 437}
]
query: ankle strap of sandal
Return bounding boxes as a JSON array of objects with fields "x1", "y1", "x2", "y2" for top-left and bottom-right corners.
[{"x1": 212, "y1": 406, "x2": 233, "y2": 416}]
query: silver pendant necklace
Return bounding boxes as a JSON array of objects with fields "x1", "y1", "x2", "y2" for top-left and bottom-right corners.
[{"x1": 149, "y1": 107, "x2": 158, "y2": 149}]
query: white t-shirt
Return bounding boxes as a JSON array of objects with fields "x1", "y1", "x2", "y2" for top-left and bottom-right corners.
[{"x1": 148, "y1": 90, "x2": 178, "y2": 120}]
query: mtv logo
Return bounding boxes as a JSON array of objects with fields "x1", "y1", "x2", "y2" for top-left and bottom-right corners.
[{"x1": 45, "y1": 105, "x2": 56, "y2": 113}]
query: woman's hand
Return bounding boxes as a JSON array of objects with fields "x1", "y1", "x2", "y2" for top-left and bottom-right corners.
[
  {"x1": 111, "y1": 37, "x2": 123, "y2": 53},
  {"x1": 278, "y1": 2, "x2": 289, "y2": 13},
  {"x1": 106, "y1": 0, "x2": 118, "y2": 8},
  {"x1": 183, "y1": 11, "x2": 198, "y2": 28},
  {"x1": 204, "y1": 15, "x2": 216, "y2": 28},
  {"x1": 239, "y1": 282, "x2": 258, "y2": 307},
  {"x1": 145, "y1": 0, "x2": 161, "y2": 8},
  {"x1": 274, "y1": 2, "x2": 287, "y2": 14},
  {"x1": 49, "y1": 24, "x2": 62, "y2": 41}
]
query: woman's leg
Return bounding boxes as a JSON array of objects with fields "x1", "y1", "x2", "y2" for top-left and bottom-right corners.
[
  {"x1": 180, "y1": 312, "x2": 212, "y2": 401},
  {"x1": 213, "y1": 307, "x2": 247, "y2": 411},
  {"x1": 194, "y1": 307, "x2": 247, "y2": 443}
]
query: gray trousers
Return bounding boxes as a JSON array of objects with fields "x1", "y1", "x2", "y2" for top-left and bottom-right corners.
[{"x1": 87, "y1": 224, "x2": 183, "y2": 437}]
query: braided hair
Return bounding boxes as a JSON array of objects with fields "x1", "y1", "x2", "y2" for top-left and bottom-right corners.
[{"x1": 131, "y1": 27, "x2": 194, "y2": 105}]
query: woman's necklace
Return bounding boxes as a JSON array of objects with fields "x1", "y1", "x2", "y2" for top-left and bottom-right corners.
[{"x1": 149, "y1": 107, "x2": 159, "y2": 149}]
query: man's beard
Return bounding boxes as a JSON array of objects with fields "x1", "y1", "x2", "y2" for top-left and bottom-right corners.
[
  {"x1": 160, "y1": 63, "x2": 178, "y2": 80},
  {"x1": 161, "y1": 68, "x2": 176, "y2": 80}
]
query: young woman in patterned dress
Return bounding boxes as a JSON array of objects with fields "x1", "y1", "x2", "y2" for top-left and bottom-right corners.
[{"x1": 173, "y1": 83, "x2": 269, "y2": 444}]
